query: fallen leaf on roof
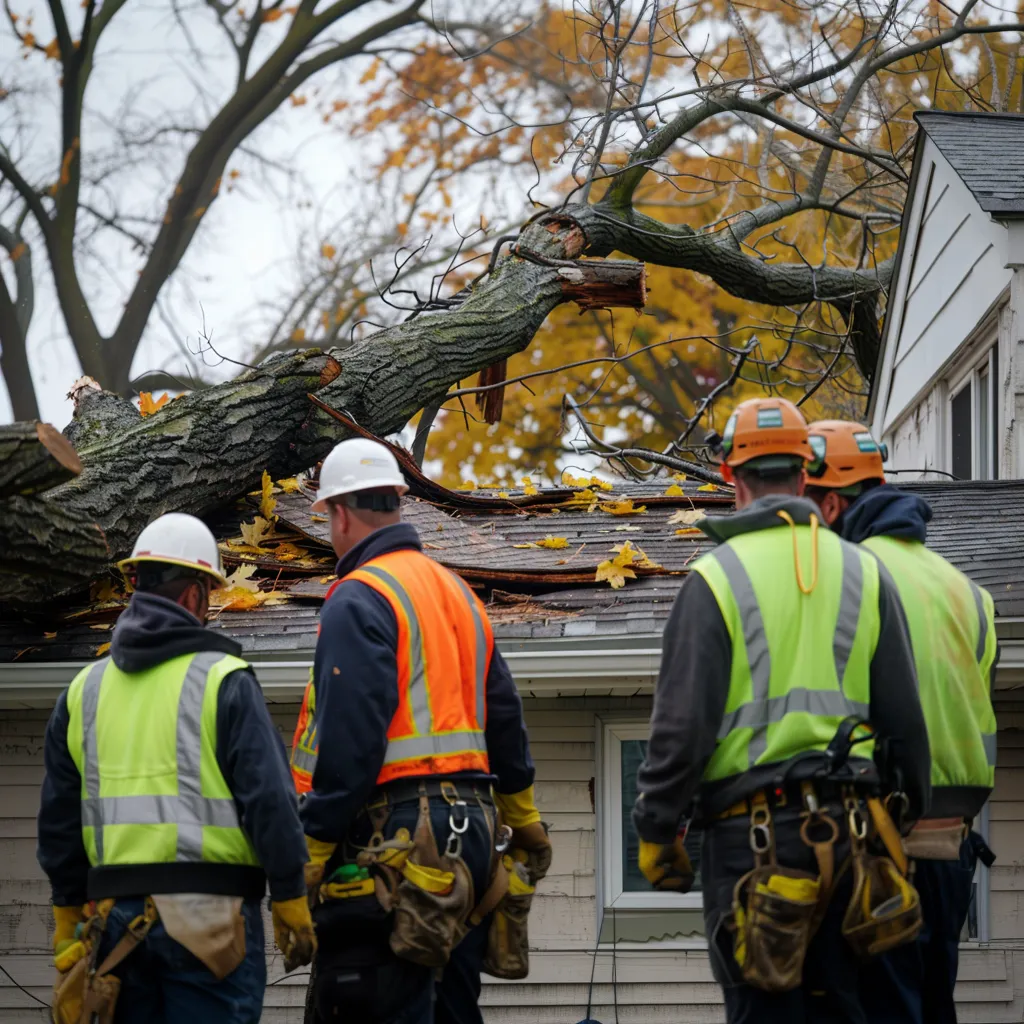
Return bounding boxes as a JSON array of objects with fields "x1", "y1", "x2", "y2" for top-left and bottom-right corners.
[
  {"x1": 614, "y1": 525, "x2": 641, "y2": 532},
  {"x1": 497, "y1": 491, "x2": 510, "y2": 499},
  {"x1": 310, "y1": 514, "x2": 328, "y2": 522},
  {"x1": 89, "y1": 624, "x2": 109, "y2": 630},
  {"x1": 44, "y1": 631, "x2": 57, "y2": 639},
  {"x1": 672, "y1": 472, "x2": 687, "y2": 481},
  {"x1": 668, "y1": 509, "x2": 703, "y2": 526},
  {"x1": 563, "y1": 488, "x2": 598, "y2": 510},
  {"x1": 592, "y1": 478, "x2": 614, "y2": 492},
  {"x1": 270, "y1": 542, "x2": 307, "y2": 561},
  {"x1": 319, "y1": 576, "x2": 335, "y2": 584},
  {"x1": 260, "y1": 471, "x2": 278, "y2": 519},
  {"x1": 276, "y1": 477, "x2": 302, "y2": 493},
  {"x1": 457, "y1": 480, "x2": 477, "y2": 491},
  {"x1": 139, "y1": 392, "x2": 171, "y2": 416},
  {"x1": 663, "y1": 484, "x2": 685, "y2": 497},
  {"x1": 698, "y1": 482, "x2": 719, "y2": 492},
  {"x1": 676, "y1": 527, "x2": 703, "y2": 536},
  {"x1": 520, "y1": 477, "x2": 538, "y2": 496},
  {"x1": 514, "y1": 536, "x2": 570, "y2": 550},
  {"x1": 95, "y1": 642, "x2": 111, "y2": 657},
  {"x1": 224, "y1": 564, "x2": 259, "y2": 591},
  {"x1": 240, "y1": 516, "x2": 273, "y2": 548},
  {"x1": 90, "y1": 579, "x2": 125, "y2": 603},
  {"x1": 600, "y1": 499, "x2": 646, "y2": 516},
  {"x1": 612, "y1": 541, "x2": 661, "y2": 569},
  {"x1": 596, "y1": 541, "x2": 639, "y2": 589}
]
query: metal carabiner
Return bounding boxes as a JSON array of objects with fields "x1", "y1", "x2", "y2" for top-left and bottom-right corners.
[
  {"x1": 448, "y1": 800, "x2": 469, "y2": 835},
  {"x1": 495, "y1": 824, "x2": 513, "y2": 854}
]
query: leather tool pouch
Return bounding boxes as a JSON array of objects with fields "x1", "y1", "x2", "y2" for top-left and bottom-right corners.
[
  {"x1": 387, "y1": 790, "x2": 475, "y2": 969},
  {"x1": 841, "y1": 793, "x2": 922, "y2": 959},
  {"x1": 902, "y1": 819, "x2": 967, "y2": 862},
  {"x1": 482, "y1": 857, "x2": 534, "y2": 980}
]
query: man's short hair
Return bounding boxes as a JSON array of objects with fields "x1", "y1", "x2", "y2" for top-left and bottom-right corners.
[
  {"x1": 327, "y1": 487, "x2": 402, "y2": 513},
  {"x1": 733, "y1": 456, "x2": 804, "y2": 492}
]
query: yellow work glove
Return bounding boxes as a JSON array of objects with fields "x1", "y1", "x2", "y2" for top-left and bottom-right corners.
[
  {"x1": 272, "y1": 896, "x2": 317, "y2": 972},
  {"x1": 638, "y1": 837, "x2": 694, "y2": 892},
  {"x1": 52, "y1": 905, "x2": 86, "y2": 970},
  {"x1": 496, "y1": 786, "x2": 552, "y2": 885},
  {"x1": 304, "y1": 835, "x2": 337, "y2": 892}
]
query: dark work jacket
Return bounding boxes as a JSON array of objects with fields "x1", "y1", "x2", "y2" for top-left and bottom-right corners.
[
  {"x1": 840, "y1": 484, "x2": 1000, "y2": 819},
  {"x1": 633, "y1": 495, "x2": 931, "y2": 845},
  {"x1": 299, "y1": 523, "x2": 535, "y2": 844},
  {"x1": 37, "y1": 592, "x2": 308, "y2": 905}
]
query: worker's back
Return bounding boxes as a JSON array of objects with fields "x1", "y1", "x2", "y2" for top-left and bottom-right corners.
[{"x1": 864, "y1": 535, "x2": 996, "y2": 815}]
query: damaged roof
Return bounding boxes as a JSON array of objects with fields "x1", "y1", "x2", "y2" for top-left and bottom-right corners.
[{"x1": 1, "y1": 476, "x2": 1021, "y2": 663}]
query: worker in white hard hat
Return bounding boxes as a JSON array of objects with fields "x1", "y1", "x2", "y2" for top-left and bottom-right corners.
[
  {"x1": 38, "y1": 512, "x2": 315, "y2": 1024},
  {"x1": 292, "y1": 438, "x2": 546, "y2": 1024}
]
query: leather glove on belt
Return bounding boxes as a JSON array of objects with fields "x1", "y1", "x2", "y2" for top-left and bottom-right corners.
[
  {"x1": 495, "y1": 786, "x2": 552, "y2": 885},
  {"x1": 304, "y1": 835, "x2": 337, "y2": 901},
  {"x1": 272, "y1": 897, "x2": 318, "y2": 972},
  {"x1": 52, "y1": 904, "x2": 87, "y2": 972},
  {"x1": 639, "y1": 837, "x2": 694, "y2": 892}
]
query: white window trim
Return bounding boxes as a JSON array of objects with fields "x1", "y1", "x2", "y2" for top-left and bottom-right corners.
[
  {"x1": 597, "y1": 717, "x2": 703, "y2": 911},
  {"x1": 946, "y1": 341, "x2": 998, "y2": 480}
]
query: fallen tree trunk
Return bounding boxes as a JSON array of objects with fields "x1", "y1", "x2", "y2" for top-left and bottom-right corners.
[
  {"x1": 0, "y1": 421, "x2": 82, "y2": 498},
  {"x1": 2, "y1": 216, "x2": 645, "y2": 610}
]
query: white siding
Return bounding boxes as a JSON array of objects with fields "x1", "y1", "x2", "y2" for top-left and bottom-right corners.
[
  {"x1": 874, "y1": 136, "x2": 1011, "y2": 439},
  {"x1": 5, "y1": 696, "x2": 1024, "y2": 1022}
]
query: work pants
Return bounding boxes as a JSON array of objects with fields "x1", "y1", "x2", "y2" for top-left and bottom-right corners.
[
  {"x1": 702, "y1": 804, "x2": 865, "y2": 1024},
  {"x1": 308, "y1": 790, "x2": 495, "y2": 1024},
  {"x1": 94, "y1": 897, "x2": 265, "y2": 1024},
  {"x1": 859, "y1": 835, "x2": 979, "y2": 1024}
]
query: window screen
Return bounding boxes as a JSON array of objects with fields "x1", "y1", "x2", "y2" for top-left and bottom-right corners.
[
  {"x1": 620, "y1": 739, "x2": 702, "y2": 892},
  {"x1": 951, "y1": 385, "x2": 972, "y2": 480}
]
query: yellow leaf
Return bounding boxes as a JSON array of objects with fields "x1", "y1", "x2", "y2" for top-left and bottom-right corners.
[
  {"x1": 457, "y1": 480, "x2": 477, "y2": 491},
  {"x1": 516, "y1": 535, "x2": 572, "y2": 550},
  {"x1": 523, "y1": 483, "x2": 538, "y2": 495},
  {"x1": 668, "y1": 509, "x2": 703, "y2": 527},
  {"x1": 214, "y1": 588, "x2": 264, "y2": 611},
  {"x1": 290, "y1": 94, "x2": 307, "y2": 107},
  {"x1": 676, "y1": 528, "x2": 703, "y2": 536},
  {"x1": 672, "y1": 472, "x2": 688, "y2": 481},
  {"x1": 276, "y1": 477, "x2": 301, "y2": 493},
  {"x1": 240, "y1": 516, "x2": 273, "y2": 548},
  {"x1": 260, "y1": 470, "x2": 277, "y2": 520},
  {"x1": 95, "y1": 642, "x2": 111, "y2": 657},
  {"x1": 497, "y1": 491, "x2": 510, "y2": 499},
  {"x1": 138, "y1": 392, "x2": 171, "y2": 416},
  {"x1": 223, "y1": 564, "x2": 260, "y2": 592},
  {"x1": 562, "y1": 488, "x2": 598, "y2": 510},
  {"x1": 263, "y1": 7, "x2": 283, "y2": 20},
  {"x1": 44, "y1": 631, "x2": 57, "y2": 639},
  {"x1": 480, "y1": 214, "x2": 489, "y2": 230},
  {"x1": 43, "y1": 37, "x2": 59, "y2": 59},
  {"x1": 599, "y1": 499, "x2": 646, "y2": 516},
  {"x1": 612, "y1": 543, "x2": 660, "y2": 570},
  {"x1": 663, "y1": 484, "x2": 685, "y2": 497},
  {"x1": 561, "y1": 471, "x2": 585, "y2": 486},
  {"x1": 590, "y1": 477, "x2": 614, "y2": 492},
  {"x1": 310, "y1": 514, "x2": 328, "y2": 523},
  {"x1": 698, "y1": 483, "x2": 719, "y2": 492},
  {"x1": 595, "y1": 550, "x2": 637, "y2": 589},
  {"x1": 321, "y1": 243, "x2": 337, "y2": 260},
  {"x1": 359, "y1": 59, "x2": 380, "y2": 84}
]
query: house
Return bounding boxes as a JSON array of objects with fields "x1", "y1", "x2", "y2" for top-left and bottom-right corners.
[{"x1": 2, "y1": 461, "x2": 1024, "y2": 1022}]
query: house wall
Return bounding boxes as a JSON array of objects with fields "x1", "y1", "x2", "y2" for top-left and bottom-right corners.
[
  {"x1": 873, "y1": 134, "x2": 1012, "y2": 451},
  {"x1": 3, "y1": 694, "x2": 1024, "y2": 1022}
]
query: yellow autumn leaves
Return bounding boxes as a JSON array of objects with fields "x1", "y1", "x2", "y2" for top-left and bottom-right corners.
[{"x1": 595, "y1": 541, "x2": 662, "y2": 589}]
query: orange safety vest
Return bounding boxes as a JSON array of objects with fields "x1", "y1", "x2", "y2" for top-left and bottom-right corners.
[{"x1": 290, "y1": 549, "x2": 493, "y2": 792}]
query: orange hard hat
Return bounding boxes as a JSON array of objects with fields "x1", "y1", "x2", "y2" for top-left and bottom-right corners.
[
  {"x1": 719, "y1": 397, "x2": 813, "y2": 470},
  {"x1": 806, "y1": 420, "x2": 887, "y2": 490}
]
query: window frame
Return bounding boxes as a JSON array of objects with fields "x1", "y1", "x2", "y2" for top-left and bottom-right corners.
[
  {"x1": 947, "y1": 345, "x2": 998, "y2": 480},
  {"x1": 597, "y1": 717, "x2": 703, "y2": 911}
]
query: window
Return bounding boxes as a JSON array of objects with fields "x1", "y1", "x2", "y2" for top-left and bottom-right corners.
[
  {"x1": 949, "y1": 347, "x2": 998, "y2": 480},
  {"x1": 599, "y1": 720, "x2": 703, "y2": 910}
]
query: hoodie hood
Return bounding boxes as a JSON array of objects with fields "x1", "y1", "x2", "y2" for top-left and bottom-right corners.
[
  {"x1": 699, "y1": 494, "x2": 824, "y2": 544},
  {"x1": 111, "y1": 591, "x2": 242, "y2": 673},
  {"x1": 838, "y1": 484, "x2": 931, "y2": 545}
]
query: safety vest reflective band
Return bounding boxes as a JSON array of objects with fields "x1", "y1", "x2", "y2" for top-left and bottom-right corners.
[
  {"x1": 290, "y1": 669, "x2": 317, "y2": 794},
  {"x1": 694, "y1": 524, "x2": 880, "y2": 781},
  {"x1": 344, "y1": 550, "x2": 492, "y2": 784},
  {"x1": 66, "y1": 651, "x2": 259, "y2": 868},
  {"x1": 863, "y1": 536, "x2": 997, "y2": 791}
]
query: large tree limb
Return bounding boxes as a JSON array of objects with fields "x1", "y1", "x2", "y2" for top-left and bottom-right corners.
[{"x1": 0, "y1": 422, "x2": 81, "y2": 498}]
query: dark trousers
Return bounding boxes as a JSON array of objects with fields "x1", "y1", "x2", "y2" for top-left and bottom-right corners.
[
  {"x1": 860, "y1": 836, "x2": 978, "y2": 1024},
  {"x1": 95, "y1": 897, "x2": 265, "y2": 1024},
  {"x1": 309, "y1": 792, "x2": 494, "y2": 1024},
  {"x1": 702, "y1": 806, "x2": 866, "y2": 1024}
]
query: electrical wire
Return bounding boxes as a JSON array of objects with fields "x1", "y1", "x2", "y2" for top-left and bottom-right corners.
[{"x1": 0, "y1": 961, "x2": 52, "y2": 1009}]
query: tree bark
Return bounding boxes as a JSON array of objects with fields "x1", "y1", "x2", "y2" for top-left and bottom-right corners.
[
  {"x1": 0, "y1": 422, "x2": 82, "y2": 498},
  {"x1": 2, "y1": 233, "x2": 645, "y2": 609}
]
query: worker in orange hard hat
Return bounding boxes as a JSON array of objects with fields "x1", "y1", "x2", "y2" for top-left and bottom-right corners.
[
  {"x1": 633, "y1": 397, "x2": 929, "y2": 1023},
  {"x1": 805, "y1": 420, "x2": 997, "y2": 1024}
]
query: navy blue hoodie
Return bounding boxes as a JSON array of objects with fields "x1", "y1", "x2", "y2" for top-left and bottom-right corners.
[
  {"x1": 37, "y1": 592, "x2": 308, "y2": 905},
  {"x1": 838, "y1": 483, "x2": 932, "y2": 545},
  {"x1": 299, "y1": 522, "x2": 535, "y2": 844}
]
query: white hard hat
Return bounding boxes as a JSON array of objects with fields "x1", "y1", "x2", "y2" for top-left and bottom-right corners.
[
  {"x1": 117, "y1": 512, "x2": 228, "y2": 587},
  {"x1": 312, "y1": 438, "x2": 408, "y2": 512}
]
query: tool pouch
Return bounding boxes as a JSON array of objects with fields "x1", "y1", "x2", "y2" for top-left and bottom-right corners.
[
  {"x1": 732, "y1": 865, "x2": 821, "y2": 992},
  {"x1": 52, "y1": 952, "x2": 89, "y2": 1024},
  {"x1": 79, "y1": 974, "x2": 122, "y2": 1024},
  {"x1": 482, "y1": 857, "x2": 534, "y2": 980},
  {"x1": 842, "y1": 850, "x2": 921, "y2": 959},
  {"x1": 388, "y1": 792, "x2": 475, "y2": 969},
  {"x1": 902, "y1": 819, "x2": 967, "y2": 862}
]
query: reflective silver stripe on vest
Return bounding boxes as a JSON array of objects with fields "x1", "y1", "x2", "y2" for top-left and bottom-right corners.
[
  {"x1": 450, "y1": 572, "x2": 488, "y2": 727},
  {"x1": 717, "y1": 688, "x2": 870, "y2": 739},
  {"x1": 383, "y1": 730, "x2": 487, "y2": 764},
  {"x1": 983, "y1": 732, "x2": 997, "y2": 767},
  {"x1": 711, "y1": 544, "x2": 772, "y2": 766},
  {"x1": 970, "y1": 582, "x2": 990, "y2": 664},
  {"x1": 292, "y1": 746, "x2": 318, "y2": 774},
  {"x1": 833, "y1": 541, "x2": 863, "y2": 690},
  {"x1": 359, "y1": 565, "x2": 432, "y2": 735},
  {"x1": 80, "y1": 660, "x2": 108, "y2": 863},
  {"x1": 81, "y1": 651, "x2": 242, "y2": 862}
]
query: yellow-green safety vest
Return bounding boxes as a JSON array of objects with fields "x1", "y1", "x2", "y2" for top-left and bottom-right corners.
[
  {"x1": 863, "y1": 536, "x2": 997, "y2": 790},
  {"x1": 65, "y1": 651, "x2": 259, "y2": 868},
  {"x1": 694, "y1": 523, "x2": 880, "y2": 781}
]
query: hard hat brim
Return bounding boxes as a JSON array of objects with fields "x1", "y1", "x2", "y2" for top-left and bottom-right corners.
[
  {"x1": 311, "y1": 478, "x2": 409, "y2": 513},
  {"x1": 116, "y1": 554, "x2": 230, "y2": 589}
]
